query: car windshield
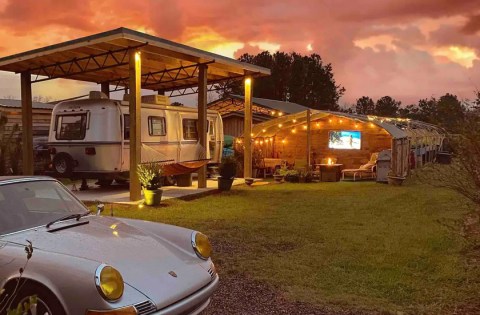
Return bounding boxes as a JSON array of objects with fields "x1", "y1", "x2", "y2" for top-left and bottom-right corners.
[{"x1": 0, "y1": 180, "x2": 87, "y2": 235}]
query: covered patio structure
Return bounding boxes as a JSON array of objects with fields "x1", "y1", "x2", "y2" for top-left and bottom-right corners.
[
  {"x1": 242, "y1": 110, "x2": 445, "y2": 179},
  {"x1": 0, "y1": 27, "x2": 270, "y2": 200}
]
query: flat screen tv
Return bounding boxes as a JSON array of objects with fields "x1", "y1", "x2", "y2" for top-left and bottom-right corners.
[{"x1": 329, "y1": 131, "x2": 361, "y2": 149}]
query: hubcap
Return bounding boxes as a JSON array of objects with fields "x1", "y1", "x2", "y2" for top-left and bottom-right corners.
[{"x1": 55, "y1": 159, "x2": 67, "y2": 173}]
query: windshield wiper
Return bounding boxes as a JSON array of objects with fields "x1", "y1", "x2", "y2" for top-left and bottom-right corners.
[{"x1": 46, "y1": 210, "x2": 91, "y2": 228}]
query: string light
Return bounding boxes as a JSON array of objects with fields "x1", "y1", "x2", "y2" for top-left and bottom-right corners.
[
  {"x1": 329, "y1": 119, "x2": 333, "y2": 123},
  {"x1": 278, "y1": 112, "x2": 283, "y2": 116},
  {"x1": 339, "y1": 119, "x2": 343, "y2": 123},
  {"x1": 271, "y1": 111, "x2": 276, "y2": 116},
  {"x1": 262, "y1": 129, "x2": 266, "y2": 133},
  {"x1": 291, "y1": 129, "x2": 296, "y2": 133},
  {"x1": 260, "y1": 140, "x2": 264, "y2": 145},
  {"x1": 278, "y1": 123, "x2": 283, "y2": 128},
  {"x1": 292, "y1": 119, "x2": 297, "y2": 123},
  {"x1": 282, "y1": 139, "x2": 286, "y2": 144},
  {"x1": 303, "y1": 125, "x2": 307, "y2": 130},
  {"x1": 316, "y1": 122, "x2": 320, "y2": 127},
  {"x1": 250, "y1": 133, "x2": 254, "y2": 137}
]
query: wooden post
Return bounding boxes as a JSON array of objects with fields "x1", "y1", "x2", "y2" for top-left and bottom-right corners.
[
  {"x1": 101, "y1": 82, "x2": 110, "y2": 98},
  {"x1": 129, "y1": 50, "x2": 142, "y2": 201},
  {"x1": 21, "y1": 72, "x2": 34, "y2": 175},
  {"x1": 197, "y1": 64, "x2": 208, "y2": 188},
  {"x1": 306, "y1": 110, "x2": 311, "y2": 170},
  {"x1": 244, "y1": 76, "x2": 253, "y2": 178}
]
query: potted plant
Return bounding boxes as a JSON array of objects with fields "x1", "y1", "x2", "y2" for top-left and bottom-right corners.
[
  {"x1": 273, "y1": 166, "x2": 287, "y2": 183},
  {"x1": 218, "y1": 155, "x2": 237, "y2": 191},
  {"x1": 137, "y1": 162, "x2": 163, "y2": 206},
  {"x1": 284, "y1": 169, "x2": 300, "y2": 183},
  {"x1": 387, "y1": 170, "x2": 406, "y2": 186},
  {"x1": 299, "y1": 170, "x2": 313, "y2": 183}
]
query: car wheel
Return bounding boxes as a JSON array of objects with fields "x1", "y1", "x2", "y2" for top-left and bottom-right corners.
[
  {"x1": 5, "y1": 281, "x2": 66, "y2": 315},
  {"x1": 52, "y1": 153, "x2": 74, "y2": 178},
  {"x1": 96, "y1": 179, "x2": 113, "y2": 187}
]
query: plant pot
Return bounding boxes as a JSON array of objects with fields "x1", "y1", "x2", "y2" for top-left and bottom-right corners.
[
  {"x1": 387, "y1": 176, "x2": 406, "y2": 186},
  {"x1": 218, "y1": 177, "x2": 234, "y2": 191},
  {"x1": 143, "y1": 188, "x2": 163, "y2": 206},
  {"x1": 273, "y1": 174, "x2": 284, "y2": 183},
  {"x1": 245, "y1": 178, "x2": 254, "y2": 186},
  {"x1": 299, "y1": 176, "x2": 306, "y2": 183}
]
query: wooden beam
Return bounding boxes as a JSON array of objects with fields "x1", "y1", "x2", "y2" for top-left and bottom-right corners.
[
  {"x1": 306, "y1": 109, "x2": 311, "y2": 170},
  {"x1": 244, "y1": 76, "x2": 253, "y2": 178},
  {"x1": 21, "y1": 72, "x2": 34, "y2": 175},
  {"x1": 101, "y1": 82, "x2": 110, "y2": 98},
  {"x1": 197, "y1": 64, "x2": 208, "y2": 188},
  {"x1": 129, "y1": 50, "x2": 142, "y2": 201}
]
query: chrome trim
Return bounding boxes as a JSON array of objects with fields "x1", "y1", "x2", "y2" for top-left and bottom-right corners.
[
  {"x1": 94, "y1": 264, "x2": 124, "y2": 302},
  {"x1": 191, "y1": 231, "x2": 209, "y2": 260}
]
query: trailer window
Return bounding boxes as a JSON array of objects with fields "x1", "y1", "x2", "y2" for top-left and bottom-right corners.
[
  {"x1": 182, "y1": 119, "x2": 198, "y2": 140},
  {"x1": 148, "y1": 116, "x2": 166, "y2": 136},
  {"x1": 55, "y1": 114, "x2": 87, "y2": 140},
  {"x1": 123, "y1": 115, "x2": 130, "y2": 140}
]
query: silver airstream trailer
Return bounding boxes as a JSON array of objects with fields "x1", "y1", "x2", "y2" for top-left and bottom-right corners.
[{"x1": 47, "y1": 92, "x2": 223, "y2": 186}]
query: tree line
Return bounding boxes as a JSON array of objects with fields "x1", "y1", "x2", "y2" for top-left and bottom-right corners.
[{"x1": 348, "y1": 92, "x2": 480, "y2": 132}]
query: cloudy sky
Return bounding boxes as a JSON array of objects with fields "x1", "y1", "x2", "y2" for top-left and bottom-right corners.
[{"x1": 0, "y1": 0, "x2": 479, "y2": 106}]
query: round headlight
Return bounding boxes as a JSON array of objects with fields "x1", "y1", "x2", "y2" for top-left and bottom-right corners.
[
  {"x1": 95, "y1": 264, "x2": 124, "y2": 301},
  {"x1": 191, "y1": 232, "x2": 212, "y2": 260}
]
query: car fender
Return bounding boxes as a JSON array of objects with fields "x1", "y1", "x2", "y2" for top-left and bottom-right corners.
[{"x1": 1, "y1": 244, "x2": 149, "y2": 315}]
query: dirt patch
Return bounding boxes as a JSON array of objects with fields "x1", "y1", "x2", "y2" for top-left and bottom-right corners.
[{"x1": 203, "y1": 273, "x2": 375, "y2": 315}]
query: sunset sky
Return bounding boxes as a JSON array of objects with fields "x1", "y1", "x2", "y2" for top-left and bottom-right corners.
[{"x1": 0, "y1": 0, "x2": 479, "y2": 106}]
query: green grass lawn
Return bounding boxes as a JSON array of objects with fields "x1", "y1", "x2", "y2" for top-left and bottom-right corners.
[{"x1": 106, "y1": 180, "x2": 480, "y2": 314}]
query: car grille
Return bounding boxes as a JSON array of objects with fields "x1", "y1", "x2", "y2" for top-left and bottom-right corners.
[
  {"x1": 134, "y1": 300, "x2": 157, "y2": 315},
  {"x1": 207, "y1": 267, "x2": 215, "y2": 280}
]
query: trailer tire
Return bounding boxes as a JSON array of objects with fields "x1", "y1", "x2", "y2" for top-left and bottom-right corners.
[{"x1": 52, "y1": 153, "x2": 74, "y2": 178}]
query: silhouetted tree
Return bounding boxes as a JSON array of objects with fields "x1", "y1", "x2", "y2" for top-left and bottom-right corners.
[
  {"x1": 375, "y1": 96, "x2": 401, "y2": 117},
  {"x1": 218, "y1": 51, "x2": 345, "y2": 111},
  {"x1": 436, "y1": 93, "x2": 465, "y2": 132},
  {"x1": 355, "y1": 96, "x2": 375, "y2": 114}
]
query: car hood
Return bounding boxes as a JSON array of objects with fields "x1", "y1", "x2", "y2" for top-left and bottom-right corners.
[{"x1": 2, "y1": 216, "x2": 212, "y2": 309}]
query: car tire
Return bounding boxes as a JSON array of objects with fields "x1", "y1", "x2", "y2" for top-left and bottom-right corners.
[
  {"x1": 52, "y1": 153, "x2": 74, "y2": 178},
  {"x1": 4, "y1": 281, "x2": 66, "y2": 315}
]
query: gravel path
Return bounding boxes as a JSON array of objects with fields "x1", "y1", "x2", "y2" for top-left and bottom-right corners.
[{"x1": 203, "y1": 273, "x2": 371, "y2": 315}]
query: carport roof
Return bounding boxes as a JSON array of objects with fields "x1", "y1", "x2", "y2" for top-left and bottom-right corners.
[{"x1": 0, "y1": 27, "x2": 270, "y2": 94}]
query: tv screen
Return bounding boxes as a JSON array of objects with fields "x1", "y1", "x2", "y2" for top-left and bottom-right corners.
[{"x1": 329, "y1": 131, "x2": 361, "y2": 149}]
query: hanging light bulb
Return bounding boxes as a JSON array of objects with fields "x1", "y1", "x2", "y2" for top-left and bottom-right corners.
[
  {"x1": 260, "y1": 140, "x2": 264, "y2": 145},
  {"x1": 339, "y1": 119, "x2": 343, "y2": 123},
  {"x1": 271, "y1": 111, "x2": 276, "y2": 116},
  {"x1": 292, "y1": 119, "x2": 297, "y2": 123},
  {"x1": 278, "y1": 112, "x2": 283, "y2": 116},
  {"x1": 278, "y1": 123, "x2": 283, "y2": 128},
  {"x1": 262, "y1": 129, "x2": 266, "y2": 133},
  {"x1": 303, "y1": 125, "x2": 307, "y2": 130},
  {"x1": 329, "y1": 119, "x2": 333, "y2": 123},
  {"x1": 316, "y1": 122, "x2": 320, "y2": 127},
  {"x1": 282, "y1": 139, "x2": 286, "y2": 144},
  {"x1": 291, "y1": 129, "x2": 296, "y2": 133},
  {"x1": 250, "y1": 133, "x2": 254, "y2": 137}
]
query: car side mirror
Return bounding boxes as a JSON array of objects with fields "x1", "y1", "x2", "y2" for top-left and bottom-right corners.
[{"x1": 96, "y1": 202, "x2": 105, "y2": 216}]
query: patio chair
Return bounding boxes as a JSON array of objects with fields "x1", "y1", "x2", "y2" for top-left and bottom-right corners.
[{"x1": 341, "y1": 153, "x2": 379, "y2": 181}]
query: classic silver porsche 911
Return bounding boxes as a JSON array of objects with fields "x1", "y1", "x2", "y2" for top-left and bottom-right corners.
[{"x1": 0, "y1": 176, "x2": 218, "y2": 315}]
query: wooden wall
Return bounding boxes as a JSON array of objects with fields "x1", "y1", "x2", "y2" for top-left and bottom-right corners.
[
  {"x1": 224, "y1": 116, "x2": 265, "y2": 137},
  {"x1": 258, "y1": 115, "x2": 392, "y2": 169}
]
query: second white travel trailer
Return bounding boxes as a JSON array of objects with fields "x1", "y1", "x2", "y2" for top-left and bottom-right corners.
[{"x1": 47, "y1": 92, "x2": 223, "y2": 186}]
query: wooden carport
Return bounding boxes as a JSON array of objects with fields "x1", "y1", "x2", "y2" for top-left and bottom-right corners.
[{"x1": 0, "y1": 27, "x2": 270, "y2": 200}]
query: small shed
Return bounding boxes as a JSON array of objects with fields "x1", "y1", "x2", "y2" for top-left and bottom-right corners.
[
  {"x1": 208, "y1": 95, "x2": 308, "y2": 137},
  {"x1": 0, "y1": 99, "x2": 54, "y2": 136},
  {"x1": 241, "y1": 110, "x2": 445, "y2": 178}
]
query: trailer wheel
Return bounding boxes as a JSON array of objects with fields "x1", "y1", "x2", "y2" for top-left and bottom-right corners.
[{"x1": 52, "y1": 153, "x2": 74, "y2": 177}]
